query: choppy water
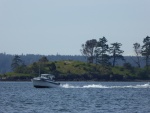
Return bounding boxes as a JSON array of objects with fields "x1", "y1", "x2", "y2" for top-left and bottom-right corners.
[{"x1": 0, "y1": 82, "x2": 150, "y2": 113}]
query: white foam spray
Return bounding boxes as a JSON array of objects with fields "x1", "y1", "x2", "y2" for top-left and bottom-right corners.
[{"x1": 60, "y1": 83, "x2": 150, "y2": 89}]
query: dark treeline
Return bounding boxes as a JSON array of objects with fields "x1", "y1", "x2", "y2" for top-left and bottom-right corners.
[
  {"x1": 0, "y1": 35, "x2": 150, "y2": 77},
  {"x1": 0, "y1": 53, "x2": 146, "y2": 74},
  {"x1": 81, "y1": 36, "x2": 150, "y2": 68},
  {"x1": 0, "y1": 53, "x2": 85, "y2": 74}
]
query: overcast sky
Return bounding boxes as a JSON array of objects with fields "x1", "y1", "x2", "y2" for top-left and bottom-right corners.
[{"x1": 0, "y1": 0, "x2": 150, "y2": 55}]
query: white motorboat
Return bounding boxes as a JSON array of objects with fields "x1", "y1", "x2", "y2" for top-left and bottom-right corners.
[{"x1": 32, "y1": 74, "x2": 60, "y2": 88}]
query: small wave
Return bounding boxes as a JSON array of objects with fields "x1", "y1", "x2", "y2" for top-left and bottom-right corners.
[
  {"x1": 82, "y1": 84, "x2": 108, "y2": 88},
  {"x1": 60, "y1": 84, "x2": 109, "y2": 88},
  {"x1": 60, "y1": 83, "x2": 150, "y2": 89},
  {"x1": 60, "y1": 84, "x2": 81, "y2": 88},
  {"x1": 134, "y1": 83, "x2": 150, "y2": 88},
  {"x1": 110, "y1": 83, "x2": 150, "y2": 88}
]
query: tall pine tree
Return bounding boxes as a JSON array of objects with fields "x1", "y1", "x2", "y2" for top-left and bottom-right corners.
[
  {"x1": 109, "y1": 42, "x2": 124, "y2": 67},
  {"x1": 141, "y1": 36, "x2": 150, "y2": 68}
]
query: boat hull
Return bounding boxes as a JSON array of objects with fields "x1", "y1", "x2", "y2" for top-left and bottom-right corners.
[{"x1": 32, "y1": 79, "x2": 60, "y2": 88}]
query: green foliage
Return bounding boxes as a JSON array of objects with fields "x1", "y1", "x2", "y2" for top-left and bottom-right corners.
[
  {"x1": 96, "y1": 37, "x2": 110, "y2": 66},
  {"x1": 47, "y1": 62, "x2": 56, "y2": 72},
  {"x1": 137, "y1": 67, "x2": 150, "y2": 80},
  {"x1": 2, "y1": 72, "x2": 35, "y2": 81},
  {"x1": 11, "y1": 55, "x2": 23, "y2": 71},
  {"x1": 56, "y1": 61, "x2": 87, "y2": 75},
  {"x1": 141, "y1": 36, "x2": 150, "y2": 68},
  {"x1": 109, "y1": 42, "x2": 124, "y2": 67},
  {"x1": 81, "y1": 39, "x2": 97, "y2": 63},
  {"x1": 2, "y1": 60, "x2": 150, "y2": 81},
  {"x1": 112, "y1": 66, "x2": 134, "y2": 77},
  {"x1": 30, "y1": 62, "x2": 39, "y2": 74}
]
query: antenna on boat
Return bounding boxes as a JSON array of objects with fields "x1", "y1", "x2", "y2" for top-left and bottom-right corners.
[{"x1": 39, "y1": 64, "x2": 41, "y2": 77}]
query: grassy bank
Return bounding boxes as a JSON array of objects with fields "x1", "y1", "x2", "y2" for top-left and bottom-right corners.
[{"x1": 0, "y1": 60, "x2": 150, "y2": 81}]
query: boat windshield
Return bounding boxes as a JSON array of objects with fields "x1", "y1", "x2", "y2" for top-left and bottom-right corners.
[{"x1": 41, "y1": 74, "x2": 55, "y2": 80}]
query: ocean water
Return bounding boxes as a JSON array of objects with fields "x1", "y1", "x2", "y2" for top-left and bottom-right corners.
[{"x1": 0, "y1": 82, "x2": 150, "y2": 113}]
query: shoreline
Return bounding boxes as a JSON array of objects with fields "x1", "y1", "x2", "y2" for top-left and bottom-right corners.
[{"x1": 1, "y1": 79, "x2": 150, "y2": 82}]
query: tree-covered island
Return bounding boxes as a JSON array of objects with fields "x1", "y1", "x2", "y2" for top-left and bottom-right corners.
[{"x1": 0, "y1": 36, "x2": 150, "y2": 81}]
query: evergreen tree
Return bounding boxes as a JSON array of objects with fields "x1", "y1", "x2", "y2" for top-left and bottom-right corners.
[
  {"x1": 141, "y1": 36, "x2": 150, "y2": 68},
  {"x1": 11, "y1": 55, "x2": 23, "y2": 71},
  {"x1": 109, "y1": 42, "x2": 124, "y2": 67},
  {"x1": 96, "y1": 37, "x2": 110, "y2": 66}
]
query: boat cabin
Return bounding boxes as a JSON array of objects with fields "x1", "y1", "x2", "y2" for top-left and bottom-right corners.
[{"x1": 41, "y1": 74, "x2": 55, "y2": 80}]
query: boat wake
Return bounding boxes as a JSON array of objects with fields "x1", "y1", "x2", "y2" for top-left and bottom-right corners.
[{"x1": 60, "y1": 83, "x2": 150, "y2": 89}]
